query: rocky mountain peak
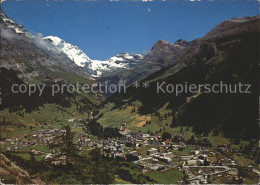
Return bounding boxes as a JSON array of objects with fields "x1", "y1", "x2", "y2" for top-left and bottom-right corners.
[
  {"x1": 174, "y1": 39, "x2": 190, "y2": 46},
  {"x1": 144, "y1": 39, "x2": 191, "y2": 66},
  {"x1": 0, "y1": 10, "x2": 26, "y2": 34},
  {"x1": 44, "y1": 36, "x2": 144, "y2": 77},
  {"x1": 151, "y1": 40, "x2": 173, "y2": 50}
]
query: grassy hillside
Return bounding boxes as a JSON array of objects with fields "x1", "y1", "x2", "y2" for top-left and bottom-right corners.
[
  {"x1": 0, "y1": 154, "x2": 44, "y2": 184},
  {"x1": 98, "y1": 101, "x2": 174, "y2": 133},
  {"x1": 0, "y1": 67, "x2": 104, "y2": 140},
  {"x1": 101, "y1": 29, "x2": 259, "y2": 141},
  {"x1": 1, "y1": 103, "x2": 85, "y2": 138}
]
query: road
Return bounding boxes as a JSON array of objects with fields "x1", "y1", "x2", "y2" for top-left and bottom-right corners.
[{"x1": 186, "y1": 165, "x2": 230, "y2": 181}]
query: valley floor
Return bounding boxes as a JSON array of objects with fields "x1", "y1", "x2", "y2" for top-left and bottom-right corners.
[{"x1": 0, "y1": 102, "x2": 259, "y2": 184}]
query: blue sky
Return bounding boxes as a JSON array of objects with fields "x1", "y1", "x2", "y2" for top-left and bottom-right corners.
[{"x1": 2, "y1": 0, "x2": 259, "y2": 60}]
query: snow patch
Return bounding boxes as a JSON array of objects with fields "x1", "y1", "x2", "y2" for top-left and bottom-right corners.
[
  {"x1": 44, "y1": 36, "x2": 91, "y2": 67},
  {"x1": 44, "y1": 36, "x2": 143, "y2": 77},
  {"x1": 1, "y1": 15, "x2": 25, "y2": 34},
  {"x1": 229, "y1": 17, "x2": 250, "y2": 23}
]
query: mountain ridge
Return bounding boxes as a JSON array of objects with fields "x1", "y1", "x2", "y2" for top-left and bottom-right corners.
[
  {"x1": 44, "y1": 36, "x2": 145, "y2": 77},
  {"x1": 0, "y1": 9, "x2": 192, "y2": 85},
  {"x1": 102, "y1": 14, "x2": 260, "y2": 139},
  {"x1": 0, "y1": 10, "x2": 93, "y2": 84}
]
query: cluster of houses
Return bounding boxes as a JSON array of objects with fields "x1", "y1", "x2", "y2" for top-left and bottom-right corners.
[
  {"x1": 3, "y1": 128, "x2": 65, "y2": 152},
  {"x1": 2, "y1": 124, "x2": 259, "y2": 184},
  {"x1": 215, "y1": 144, "x2": 242, "y2": 154},
  {"x1": 5, "y1": 138, "x2": 37, "y2": 152}
]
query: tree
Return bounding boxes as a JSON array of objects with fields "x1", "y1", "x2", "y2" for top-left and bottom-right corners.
[
  {"x1": 203, "y1": 158, "x2": 210, "y2": 166},
  {"x1": 213, "y1": 127, "x2": 220, "y2": 136},
  {"x1": 173, "y1": 136, "x2": 179, "y2": 143},
  {"x1": 87, "y1": 120, "x2": 121, "y2": 139},
  {"x1": 183, "y1": 174, "x2": 189, "y2": 184},
  {"x1": 180, "y1": 127, "x2": 183, "y2": 133},
  {"x1": 125, "y1": 154, "x2": 139, "y2": 162},
  {"x1": 188, "y1": 135, "x2": 195, "y2": 144},
  {"x1": 3, "y1": 117, "x2": 6, "y2": 127},
  {"x1": 162, "y1": 132, "x2": 171, "y2": 141},
  {"x1": 63, "y1": 125, "x2": 78, "y2": 166},
  {"x1": 30, "y1": 153, "x2": 36, "y2": 162},
  {"x1": 89, "y1": 148, "x2": 115, "y2": 184},
  {"x1": 255, "y1": 150, "x2": 260, "y2": 164},
  {"x1": 48, "y1": 125, "x2": 78, "y2": 166},
  {"x1": 237, "y1": 166, "x2": 246, "y2": 184},
  {"x1": 117, "y1": 169, "x2": 132, "y2": 182}
]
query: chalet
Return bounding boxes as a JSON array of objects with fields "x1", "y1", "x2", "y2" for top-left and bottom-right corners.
[
  {"x1": 247, "y1": 165, "x2": 253, "y2": 172},
  {"x1": 153, "y1": 154, "x2": 172, "y2": 163},
  {"x1": 183, "y1": 166, "x2": 190, "y2": 175},
  {"x1": 75, "y1": 124, "x2": 85, "y2": 128},
  {"x1": 163, "y1": 152, "x2": 173, "y2": 158},
  {"x1": 220, "y1": 158, "x2": 236, "y2": 166},
  {"x1": 147, "y1": 148, "x2": 158, "y2": 155},
  {"x1": 180, "y1": 155, "x2": 193, "y2": 161},
  {"x1": 200, "y1": 149, "x2": 210, "y2": 155},
  {"x1": 198, "y1": 154, "x2": 208, "y2": 160},
  {"x1": 142, "y1": 134, "x2": 151, "y2": 139},
  {"x1": 120, "y1": 123, "x2": 127, "y2": 131},
  {"x1": 129, "y1": 151, "x2": 138, "y2": 157},
  {"x1": 186, "y1": 159, "x2": 197, "y2": 166},
  {"x1": 190, "y1": 150, "x2": 200, "y2": 156},
  {"x1": 135, "y1": 140, "x2": 143, "y2": 145}
]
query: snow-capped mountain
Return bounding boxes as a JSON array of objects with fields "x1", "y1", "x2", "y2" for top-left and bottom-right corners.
[
  {"x1": 0, "y1": 10, "x2": 92, "y2": 83},
  {"x1": 89, "y1": 53, "x2": 143, "y2": 77},
  {"x1": 0, "y1": 11, "x2": 25, "y2": 34},
  {"x1": 44, "y1": 36, "x2": 92, "y2": 67},
  {"x1": 44, "y1": 36, "x2": 143, "y2": 77},
  {"x1": 1, "y1": 9, "x2": 143, "y2": 79}
]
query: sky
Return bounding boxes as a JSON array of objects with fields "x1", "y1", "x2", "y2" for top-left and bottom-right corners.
[{"x1": 1, "y1": 0, "x2": 259, "y2": 60}]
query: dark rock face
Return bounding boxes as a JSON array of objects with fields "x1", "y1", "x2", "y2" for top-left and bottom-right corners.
[
  {"x1": 0, "y1": 10, "x2": 91, "y2": 84},
  {"x1": 203, "y1": 15, "x2": 260, "y2": 41},
  {"x1": 99, "y1": 16, "x2": 260, "y2": 94},
  {"x1": 144, "y1": 39, "x2": 191, "y2": 67},
  {"x1": 98, "y1": 39, "x2": 192, "y2": 95},
  {"x1": 106, "y1": 15, "x2": 260, "y2": 139}
]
